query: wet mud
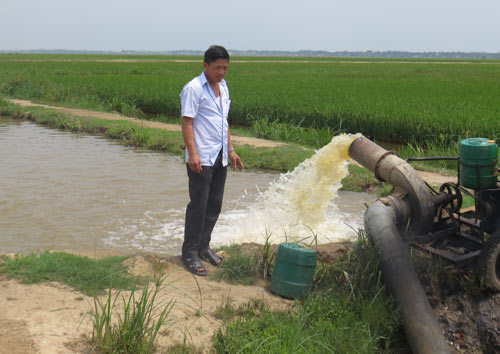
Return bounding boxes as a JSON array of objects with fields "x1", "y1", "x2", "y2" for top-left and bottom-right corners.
[{"x1": 421, "y1": 271, "x2": 500, "y2": 353}]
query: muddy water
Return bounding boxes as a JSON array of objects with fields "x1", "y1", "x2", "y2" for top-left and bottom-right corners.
[{"x1": 0, "y1": 118, "x2": 374, "y2": 255}]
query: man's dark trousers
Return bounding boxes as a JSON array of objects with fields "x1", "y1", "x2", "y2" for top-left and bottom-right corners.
[{"x1": 182, "y1": 150, "x2": 227, "y2": 259}]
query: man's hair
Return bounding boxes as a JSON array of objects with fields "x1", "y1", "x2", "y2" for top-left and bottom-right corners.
[{"x1": 204, "y1": 45, "x2": 230, "y2": 64}]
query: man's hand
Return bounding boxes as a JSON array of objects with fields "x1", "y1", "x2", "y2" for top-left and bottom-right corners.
[
  {"x1": 229, "y1": 150, "x2": 244, "y2": 171},
  {"x1": 182, "y1": 116, "x2": 202, "y2": 174},
  {"x1": 188, "y1": 153, "x2": 202, "y2": 174}
]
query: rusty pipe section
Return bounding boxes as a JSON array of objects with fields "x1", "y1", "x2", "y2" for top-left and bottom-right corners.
[
  {"x1": 348, "y1": 137, "x2": 435, "y2": 234},
  {"x1": 349, "y1": 137, "x2": 451, "y2": 354}
]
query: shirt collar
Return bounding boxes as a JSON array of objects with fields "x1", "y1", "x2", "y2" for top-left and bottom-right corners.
[
  {"x1": 199, "y1": 72, "x2": 226, "y2": 88},
  {"x1": 199, "y1": 72, "x2": 208, "y2": 86}
]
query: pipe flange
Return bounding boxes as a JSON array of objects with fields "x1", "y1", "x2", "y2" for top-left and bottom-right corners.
[{"x1": 374, "y1": 150, "x2": 399, "y2": 182}]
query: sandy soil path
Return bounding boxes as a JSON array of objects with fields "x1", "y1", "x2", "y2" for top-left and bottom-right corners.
[
  {"x1": 0, "y1": 253, "x2": 292, "y2": 353},
  {"x1": 7, "y1": 99, "x2": 285, "y2": 148},
  {"x1": 418, "y1": 170, "x2": 456, "y2": 186}
]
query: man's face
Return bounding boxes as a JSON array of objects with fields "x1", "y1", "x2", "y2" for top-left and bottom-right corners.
[{"x1": 203, "y1": 59, "x2": 229, "y2": 84}]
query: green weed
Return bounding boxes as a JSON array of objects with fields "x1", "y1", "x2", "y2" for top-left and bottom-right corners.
[
  {"x1": 212, "y1": 251, "x2": 258, "y2": 286},
  {"x1": 248, "y1": 114, "x2": 340, "y2": 148},
  {"x1": 257, "y1": 230, "x2": 276, "y2": 280},
  {"x1": 128, "y1": 125, "x2": 152, "y2": 146},
  {"x1": 213, "y1": 291, "x2": 397, "y2": 353},
  {"x1": 340, "y1": 164, "x2": 386, "y2": 193},
  {"x1": 0, "y1": 251, "x2": 137, "y2": 296},
  {"x1": 164, "y1": 343, "x2": 203, "y2": 353},
  {"x1": 411, "y1": 248, "x2": 488, "y2": 297},
  {"x1": 0, "y1": 95, "x2": 19, "y2": 116},
  {"x1": 213, "y1": 232, "x2": 404, "y2": 353},
  {"x1": 91, "y1": 276, "x2": 174, "y2": 353},
  {"x1": 213, "y1": 297, "x2": 268, "y2": 322}
]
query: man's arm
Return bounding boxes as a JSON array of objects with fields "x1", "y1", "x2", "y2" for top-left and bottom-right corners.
[
  {"x1": 182, "y1": 116, "x2": 202, "y2": 174},
  {"x1": 227, "y1": 127, "x2": 243, "y2": 171}
]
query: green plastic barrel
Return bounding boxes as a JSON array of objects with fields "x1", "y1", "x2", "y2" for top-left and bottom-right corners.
[
  {"x1": 459, "y1": 138, "x2": 498, "y2": 190},
  {"x1": 270, "y1": 243, "x2": 317, "y2": 299}
]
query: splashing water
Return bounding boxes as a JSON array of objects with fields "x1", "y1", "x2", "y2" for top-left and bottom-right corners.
[{"x1": 228, "y1": 133, "x2": 363, "y2": 245}]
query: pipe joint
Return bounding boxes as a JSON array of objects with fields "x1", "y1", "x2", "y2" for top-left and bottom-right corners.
[
  {"x1": 378, "y1": 195, "x2": 411, "y2": 226},
  {"x1": 349, "y1": 137, "x2": 435, "y2": 234}
]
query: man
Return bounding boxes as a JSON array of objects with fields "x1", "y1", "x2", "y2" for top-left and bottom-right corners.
[{"x1": 180, "y1": 45, "x2": 243, "y2": 276}]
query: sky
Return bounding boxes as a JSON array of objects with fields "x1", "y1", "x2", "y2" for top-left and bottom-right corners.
[{"x1": 1, "y1": 0, "x2": 499, "y2": 52}]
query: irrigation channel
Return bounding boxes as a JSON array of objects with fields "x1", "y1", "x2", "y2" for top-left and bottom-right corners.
[{"x1": 0, "y1": 117, "x2": 374, "y2": 255}]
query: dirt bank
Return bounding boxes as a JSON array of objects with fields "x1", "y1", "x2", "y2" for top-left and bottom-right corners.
[
  {"x1": 7, "y1": 99, "x2": 285, "y2": 148},
  {"x1": 7, "y1": 98, "x2": 459, "y2": 187},
  {"x1": 0, "y1": 252, "x2": 292, "y2": 354},
  {"x1": 420, "y1": 271, "x2": 500, "y2": 353},
  {"x1": 0, "y1": 243, "x2": 352, "y2": 353},
  {"x1": 1, "y1": 243, "x2": 499, "y2": 353}
]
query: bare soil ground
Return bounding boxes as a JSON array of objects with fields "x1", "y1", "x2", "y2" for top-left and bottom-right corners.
[
  {"x1": 421, "y1": 272, "x2": 500, "y2": 353},
  {"x1": 418, "y1": 170, "x2": 457, "y2": 186},
  {"x1": 0, "y1": 244, "x2": 498, "y2": 353},
  {"x1": 0, "y1": 250, "x2": 293, "y2": 354},
  {"x1": 0, "y1": 244, "x2": 350, "y2": 354}
]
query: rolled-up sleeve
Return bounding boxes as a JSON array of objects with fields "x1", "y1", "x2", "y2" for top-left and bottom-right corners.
[{"x1": 180, "y1": 85, "x2": 199, "y2": 119}]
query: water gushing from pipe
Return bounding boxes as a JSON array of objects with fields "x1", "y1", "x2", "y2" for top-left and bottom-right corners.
[{"x1": 230, "y1": 133, "x2": 362, "y2": 244}]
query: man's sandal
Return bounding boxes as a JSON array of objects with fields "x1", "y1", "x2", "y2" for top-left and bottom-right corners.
[
  {"x1": 199, "y1": 249, "x2": 224, "y2": 267},
  {"x1": 182, "y1": 256, "x2": 207, "y2": 276}
]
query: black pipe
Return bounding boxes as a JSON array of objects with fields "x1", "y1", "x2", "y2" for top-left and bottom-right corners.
[
  {"x1": 365, "y1": 200, "x2": 451, "y2": 354},
  {"x1": 349, "y1": 137, "x2": 451, "y2": 354},
  {"x1": 406, "y1": 156, "x2": 458, "y2": 162}
]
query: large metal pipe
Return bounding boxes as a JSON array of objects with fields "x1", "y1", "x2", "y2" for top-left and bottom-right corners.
[
  {"x1": 365, "y1": 200, "x2": 450, "y2": 354},
  {"x1": 349, "y1": 137, "x2": 451, "y2": 354},
  {"x1": 349, "y1": 137, "x2": 435, "y2": 235}
]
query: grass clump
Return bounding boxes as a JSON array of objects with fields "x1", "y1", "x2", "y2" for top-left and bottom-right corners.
[
  {"x1": 212, "y1": 245, "x2": 259, "y2": 285},
  {"x1": 213, "y1": 232, "x2": 404, "y2": 353},
  {"x1": 340, "y1": 164, "x2": 386, "y2": 193},
  {"x1": 212, "y1": 234, "x2": 277, "y2": 285},
  {"x1": 213, "y1": 297, "x2": 269, "y2": 322},
  {"x1": 164, "y1": 343, "x2": 203, "y2": 354},
  {"x1": 257, "y1": 231, "x2": 276, "y2": 280},
  {"x1": 235, "y1": 143, "x2": 313, "y2": 172},
  {"x1": 0, "y1": 95, "x2": 19, "y2": 116},
  {"x1": 0, "y1": 251, "x2": 137, "y2": 296},
  {"x1": 248, "y1": 114, "x2": 341, "y2": 149},
  {"x1": 213, "y1": 296, "x2": 397, "y2": 353},
  {"x1": 91, "y1": 276, "x2": 174, "y2": 354},
  {"x1": 410, "y1": 247, "x2": 488, "y2": 297}
]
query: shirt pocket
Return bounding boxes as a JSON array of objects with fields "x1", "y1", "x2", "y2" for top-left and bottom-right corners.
[{"x1": 223, "y1": 99, "x2": 231, "y2": 118}]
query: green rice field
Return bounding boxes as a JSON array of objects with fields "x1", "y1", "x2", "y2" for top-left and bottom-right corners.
[{"x1": 1, "y1": 54, "x2": 500, "y2": 147}]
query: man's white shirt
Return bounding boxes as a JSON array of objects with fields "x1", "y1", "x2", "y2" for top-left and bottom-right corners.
[{"x1": 180, "y1": 72, "x2": 230, "y2": 167}]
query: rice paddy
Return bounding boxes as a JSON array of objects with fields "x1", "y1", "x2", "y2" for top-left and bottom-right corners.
[{"x1": 1, "y1": 54, "x2": 500, "y2": 148}]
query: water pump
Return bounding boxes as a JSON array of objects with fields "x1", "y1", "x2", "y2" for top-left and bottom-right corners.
[
  {"x1": 408, "y1": 137, "x2": 500, "y2": 291},
  {"x1": 349, "y1": 136, "x2": 500, "y2": 354},
  {"x1": 349, "y1": 137, "x2": 500, "y2": 354}
]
